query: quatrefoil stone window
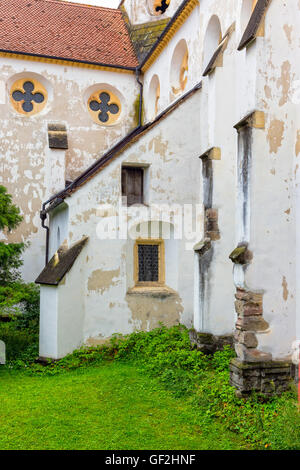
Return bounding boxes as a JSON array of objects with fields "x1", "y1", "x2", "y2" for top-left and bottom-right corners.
[
  {"x1": 10, "y1": 78, "x2": 47, "y2": 116},
  {"x1": 88, "y1": 90, "x2": 121, "y2": 126},
  {"x1": 149, "y1": 0, "x2": 170, "y2": 16}
]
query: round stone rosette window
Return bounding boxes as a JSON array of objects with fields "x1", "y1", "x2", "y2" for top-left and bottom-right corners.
[
  {"x1": 10, "y1": 78, "x2": 47, "y2": 116},
  {"x1": 148, "y1": 0, "x2": 171, "y2": 16},
  {"x1": 88, "y1": 90, "x2": 122, "y2": 126}
]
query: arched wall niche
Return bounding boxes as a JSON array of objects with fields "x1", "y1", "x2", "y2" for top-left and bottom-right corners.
[
  {"x1": 148, "y1": 74, "x2": 161, "y2": 121},
  {"x1": 170, "y1": 39, "x2": 189, "y2": 100},
  {"x1": 240, "y1": 0, "x2": 257, "y2": 33},
  {"x1": 203, "y1": 15, "x2": 222, "y2": 71},
  {"x1": 49, "y1": 202, "x2": 69, "y2": 259}
]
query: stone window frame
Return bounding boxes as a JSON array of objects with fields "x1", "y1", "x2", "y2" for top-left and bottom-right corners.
[
  {"x1": 148, "y1": 0, "x2": 171, "y2": 17},
  {"x1": 87, "y1": 89, "x2": 122, "y2": 126},
  {"x1": 10, "y1": 77, "x2": 48, "y2": 117},
  {"x1": 134, "y1": 238, "x2": 165, "y2": 288}
]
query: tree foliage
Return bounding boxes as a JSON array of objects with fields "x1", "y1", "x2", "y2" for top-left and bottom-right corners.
[{"x1": 0, "y1": 186, "x2": 25, "y2": 284}]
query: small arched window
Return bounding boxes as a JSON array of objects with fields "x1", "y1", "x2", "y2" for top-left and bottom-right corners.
[
  {"x1": 203, "y1": 15, "x2": 222, "y2": 71},
  {"x1": 170, "y1": 39, "x2": 189, "y2": 99}
]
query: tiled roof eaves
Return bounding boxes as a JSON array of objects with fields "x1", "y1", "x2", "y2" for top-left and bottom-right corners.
[
  {"x1": 0, "y1": 0, "x2": 138, "y2": 69},
  {"x1": 0, "y1": 48, "x2": 137, "y2": 72}
]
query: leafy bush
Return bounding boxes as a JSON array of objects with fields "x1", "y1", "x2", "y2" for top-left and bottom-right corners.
[
  {"x1": 0, "y1": 282, "x2": 40, "y2": 360},
  {"x1": 0, "y1": 187, "x2": 39, "y2": 361},
  {"x1": 0, "y1": 322, "x2": 37, "y2": 361},
  {"x1": 0, "y1": 185, "x2": 25, "y2": 284}
]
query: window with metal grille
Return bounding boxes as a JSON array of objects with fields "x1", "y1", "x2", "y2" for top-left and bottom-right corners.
[
  {"x1": 134, "y1": 240, "x2": 164, "y2": 285},
  {"x1": 122, "y1": 167, "x2": 144, "y2": 206},
  {"x1": 138, "y1": 244, "x2": 159, "y2": 282}
]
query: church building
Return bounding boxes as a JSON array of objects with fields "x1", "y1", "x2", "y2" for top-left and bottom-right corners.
[{"x1": 1, "y1": 0, "x2": 299, "y2": 396}]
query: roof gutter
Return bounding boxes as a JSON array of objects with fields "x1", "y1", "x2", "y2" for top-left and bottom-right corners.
[{"x1": 135, "y1": 68, "x2": 144, "y2": 126}]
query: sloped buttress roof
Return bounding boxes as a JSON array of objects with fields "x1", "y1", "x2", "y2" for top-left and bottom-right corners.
[
  {"x1": 36, "y1": 237, "x2": 88, "y2": 285},
  {"x1": 0, "y1": 0, "x2": 138, "y2": 69}
]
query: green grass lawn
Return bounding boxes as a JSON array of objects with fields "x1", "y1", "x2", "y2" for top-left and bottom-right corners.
[{"x1": 0, "y1": 362, "x2": 248, "y2": 450}]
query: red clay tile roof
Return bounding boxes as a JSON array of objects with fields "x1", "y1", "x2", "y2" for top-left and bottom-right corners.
[{"x1": 0, "y1": 0, "x2": 138, "y2": 69}]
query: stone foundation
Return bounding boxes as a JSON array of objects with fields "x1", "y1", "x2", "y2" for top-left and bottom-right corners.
[
  {"x1": 230, "y1": 358, "x2": 293, "y2": 397},
  {"x1": 189, "y1": 329, "x2": 233, "y2": 355}
]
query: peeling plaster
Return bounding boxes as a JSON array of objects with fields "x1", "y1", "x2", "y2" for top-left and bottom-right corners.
[
  {"x1": 277, "y1": 61, "x2": 291, "y2": 107},
  {"x1": 148, "y1": 134, "x2": 170, "y2": 161},
  {"x1": 282, "y1": 276, "x2": 289, "y2": 302},
  {"x1": 283, "y1": 24, "x2": 293, "y2": 45},
  {"x1": 296, "y1": 130, "x2": 300, "y2": 157},
  {"x1": 267, "y1": 119, "x2": 285, "y2": 154},
  {"x1": 87, "y1": 268, "x2": 120, "y2": 293},
  {"x1": 126, "y1": 291, "x2": 183, "y2": 330},
  {"x1": 264, "y1": 85, "x2": 272, "y2": 99}
]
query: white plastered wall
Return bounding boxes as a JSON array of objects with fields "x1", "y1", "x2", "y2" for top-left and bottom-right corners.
[
  {"x1": 39, "y1": 241, "x2": 87, "y2": 359},
  {"x1": 242, "y1": 0, "x2": 300, "y2": 358},
  {"x1": 47, "y1": 92, "x2": 202, "y2": 345},
  {"x1": 0, "y1": 55, "x2": 138, "y2": 281}
]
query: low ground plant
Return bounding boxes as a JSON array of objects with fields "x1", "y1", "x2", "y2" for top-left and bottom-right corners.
[{"x1": 4, "y1": 324, "x2": 299, "y2": 449}]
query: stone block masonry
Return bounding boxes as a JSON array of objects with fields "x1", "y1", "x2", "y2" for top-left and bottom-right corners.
[
  {"x1": 230, "y1": 358, "x2": 293, "y2": 398},
  {"x1": 189, "y1": 329, "x2": 234, "y2": 355},
  {"x1": 229, "y1": 287, "x2": 294, "y2": 396},
  {"x1": 234, "y1": 288, "x2": 271, "y2": 362}
]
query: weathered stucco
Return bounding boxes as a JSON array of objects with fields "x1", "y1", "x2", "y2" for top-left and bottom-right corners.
[
  {"x1": 28, "y1": 0, "x2": 299, "y2": 362},
  {"x1": 88, "y1": 269, "x2": 121, "y2": 294},
  {"x1": 0, "y1": 58, "x2": 138, "y2": 280},
  {"x1": 126, "y1": 290, "x2": 183, "y2": 330}
]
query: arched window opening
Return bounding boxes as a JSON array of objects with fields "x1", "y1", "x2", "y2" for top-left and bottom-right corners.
[
  {"x1": 170, "y1": 39, "x2": 189, "y2": 99},
  {"x1": 203, "y1": 15, "x2": 222, "y2": 71}
]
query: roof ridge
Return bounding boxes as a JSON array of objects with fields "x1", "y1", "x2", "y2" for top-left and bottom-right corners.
[{"x1": 34, "y1": 0, "x2": 122, "y2": 13}]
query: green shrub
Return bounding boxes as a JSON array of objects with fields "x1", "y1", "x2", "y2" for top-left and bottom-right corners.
[
  {"x1": 0, "y1": 321, "x2": 37, "y2": 360},
  {"x1": 0, "y1": 282, "x2": 39, "y2": 360},
  {"x1": 0, "y1": 185, "x2": 25, "y2": 284}
]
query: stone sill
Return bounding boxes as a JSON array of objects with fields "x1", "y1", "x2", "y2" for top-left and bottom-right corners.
[{"x1": 127, "y1": 285, "x2": 177, "y2": 297}]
